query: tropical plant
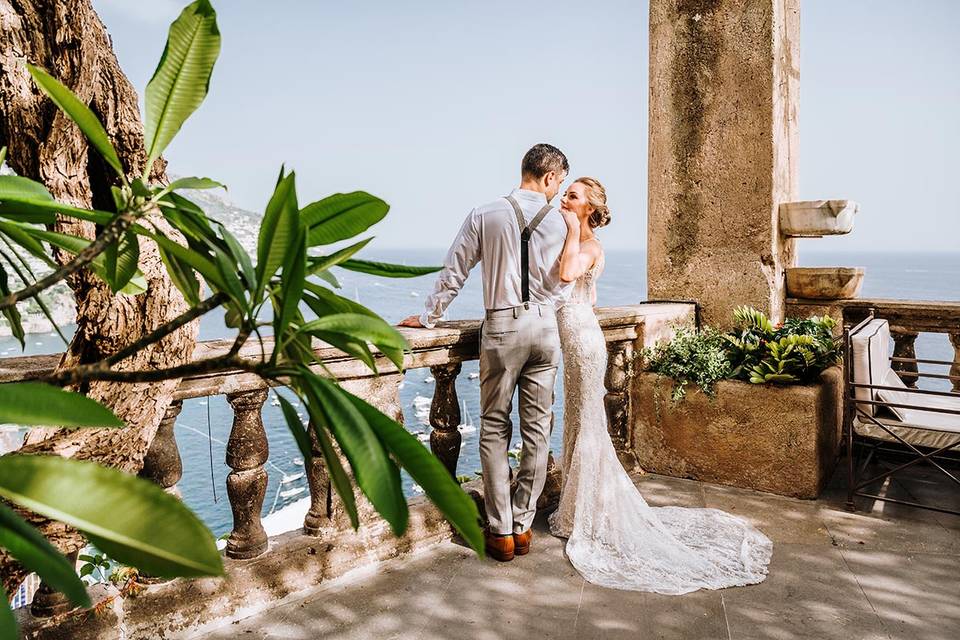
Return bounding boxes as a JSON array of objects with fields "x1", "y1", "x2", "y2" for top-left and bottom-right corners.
[
  {"x1": 726, "y1": 306, "x2": 840, "y2": 384},
  {"x1": 640, "y1": 325, "x2": 732, "y2": 401},
  {"x1": 0, "y1": 1, "x2": 482, "y2": 635},
  {"x1": 640, "y1": 307, "x2": 842, "y2": 401}
]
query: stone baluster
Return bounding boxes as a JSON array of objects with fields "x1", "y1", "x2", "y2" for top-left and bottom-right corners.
[
  {"x1": 225, "y1": 389, "x2": 269, "y2": 559},
  {"x1": 891, "y1": 330, "x2": 919, "y2": 388},
  {"x1": 30, "y1": 551, "x2": 79, "y2": 617},
  {"x1": 604, "y1": 341, "x2": 633, "y2": 448},
  {"x1": 139, "y1": 400, "x2": 184, "y2": 495},
  {"x1": 429, "y1": 363, "x2": 462, "y2": 478},
  {"x1": 950, "y1": 333, "x2": 960, "y2": 393},
  {"x1": 303, "y1": 423, "x2": 332, "y2": 536}
]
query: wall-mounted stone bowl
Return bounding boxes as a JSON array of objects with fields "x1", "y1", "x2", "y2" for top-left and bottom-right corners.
[
  {"x1": 779, "y1": 200, "x2": 859, "y2": 237},
  {"x1": 785, "y1": 267, "x2": 865, "y2": 300}
]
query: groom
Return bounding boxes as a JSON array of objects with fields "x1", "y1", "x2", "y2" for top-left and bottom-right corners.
[{"x1": 400, "y1": 143, "x2": 570, "y2": 561}]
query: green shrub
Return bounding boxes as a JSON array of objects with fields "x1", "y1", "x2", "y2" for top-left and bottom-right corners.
[
  {"x1": 640, "y1": 325, "x2": 731, "y2": 402},
  {"x1": 641, "y1": 306, "x2": 842, "y2": 400}
]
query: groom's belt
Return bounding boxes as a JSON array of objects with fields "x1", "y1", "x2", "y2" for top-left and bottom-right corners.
[{"x1": 485, "y1": 304, "x2": 555, "y2": 320}]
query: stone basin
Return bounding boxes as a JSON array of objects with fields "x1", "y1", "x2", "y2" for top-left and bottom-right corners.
[
  {"x1": 779, "y1": 200, "x2": 859, "y2": 237},
  {"x1": 785, "y1": 267, "x2": 865, "y2": 300}
]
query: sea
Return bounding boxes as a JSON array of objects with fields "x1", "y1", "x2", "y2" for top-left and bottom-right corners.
[{"x1": 1, "y1": 246, "x2": 958, "y2": 537}]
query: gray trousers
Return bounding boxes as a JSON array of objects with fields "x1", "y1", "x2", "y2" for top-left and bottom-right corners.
[{"x1": 479, "y1": 304, "x2": 561, "y2": 535}]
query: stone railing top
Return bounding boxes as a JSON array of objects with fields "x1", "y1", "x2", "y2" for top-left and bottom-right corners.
[
  {"x1": 787, "y1": 297, "x2": 960, "y2": 333},
  {"x1": 0, "y1": 303, "x2": 695, "y2": 400}
]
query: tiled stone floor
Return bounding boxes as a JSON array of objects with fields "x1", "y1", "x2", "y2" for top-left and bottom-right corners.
[{"x1": 196, "y1": 463, "x2": 960, "y2": 640}]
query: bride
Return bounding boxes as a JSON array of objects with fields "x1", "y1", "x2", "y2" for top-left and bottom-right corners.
[{"x1": 548, "y1": 177, "x2": 773, "y2": 594}]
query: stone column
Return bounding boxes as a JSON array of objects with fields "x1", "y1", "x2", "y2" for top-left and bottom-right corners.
[
  {"x1": 950, "y1": 333, "x2": 960, "y2": 393},
  {"x1": 648, "y1": 0, "x2": 800, "y2": 327},
  {"x1": 429, "y1": 363, "x2": 462, "y2": 478},
  {"x1": 225, "y1": 389, "x2": 269, "y2": 560},
  {"x1": 891, "y1": 331, "x2": 920, "y2": 388},
  {"x1": 139, "y1": 400, "x2": 184, "y2": 495}
]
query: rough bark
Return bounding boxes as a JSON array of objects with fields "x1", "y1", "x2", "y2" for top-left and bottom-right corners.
[{"x1": 0, "y1": 0, "x2": 198, "y2": 593}]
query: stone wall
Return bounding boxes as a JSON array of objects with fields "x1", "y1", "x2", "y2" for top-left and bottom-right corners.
[{"x1": 647, "y1": 0, "x2": 800, "y2": 327}]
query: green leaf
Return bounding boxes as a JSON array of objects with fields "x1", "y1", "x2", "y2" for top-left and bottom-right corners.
[
  {"x1": 0, "y1": 221, "x2": 55, "y2": 266},
  {"x1": 314, "y1": 268, "x2": 340, "y2": 289},
  {"x1": 336, "y1": 259, "x2": 441, "y2": 279},
  {"x1": 26, "y1": 65, "x2": 125, "y2": 179},
  {"x1": 301, "y1": 192, "x2": 388, "y2": 246},
  {"x1": 300, "y1": 313, "x2": 407, "y2": 371},
  {"x1": 306, "y1": 238, "x2": 372, "y2": 275},
  {"x1": 15, "y1": 226, "x2": 147, "y2": 296},
  {"x1": 0, "y1": 504, "x2": 90, "y2": 608},
  {"x1": 0, "y1": 456, "x2": 223, "y2": 578},
  {"x1": 156, "y1": 245, "x2": 200, "y2": 305},
  {"x1": 308, "y1": 330, "x2": 376, "y2": 371},
  {"x1": 302, "y1": 281, "x2": 378, "y2": 318},
  {"x1": 301, "y1": 377, "x2": 406, "y2": 535},
  {"x1": 0, "y1": 588, "x2": 17, "y2": 640},
  {"x1": 342, "y1": 389, "x2": 484, "y2": 555},
  {"x1": 144, "y1": 0, "x2": 221, "y2": 171},
  {"x1": 0, "y1": 175, "x2": 53, "y2": 202},
  {"x1": 215, "y1": 222, "x2": 255, "y2": 289},
  {"x1": 276, "y1": 393, "x2": 311, "y2": 463},
  {"x1": 256, "y1": 171, "x2": 298, "y2": 299},
  {"x1": 103, "y1": 231, "x2": 140, "y2": 293},
  {"x1": 0, "y1": 197, "x2": 114, "y2": 225},
  {"x1": 140, "y1": 228, "x2": 227, "y2": 293},
  {"x1": 0, "y1": 382, "x2": 123, "y2": 427},
  {"x1": 156, "y1": 176, "x2": 225, "y2": 199},
  {"x1": 274, "y1": 230, "x2": 306, "y2": 358},
  {"x1": 0, "y1": 263, "x2": 24, "y2": 349},
  {"x1": 303, "y1": 401, "x2": 358, "y2": 530}
]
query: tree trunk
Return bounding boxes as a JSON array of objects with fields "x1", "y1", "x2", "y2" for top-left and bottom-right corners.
[{"x1": 0, "y1": 0, "x2": 199, "y2": 593}]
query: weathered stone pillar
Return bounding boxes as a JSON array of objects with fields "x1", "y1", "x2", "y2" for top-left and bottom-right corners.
[
  {"x1": 429, "y1": 363, "x2": 462, "y2": 478},
  {"x1": 139, "y1": 400, "x2": 184, "y2": 495},
  {"x1": 891, "y1": 331, "x2": 919, "y2": 388},
  {"x1": 648, "y1": 0, "x2": 800, "y2": 327},
  {"x1": 225, "y1": 390, "x2": 269, "y2": 559},
  {"x1": 949, "y1": 333, "x2": 960, "y2": 393}
]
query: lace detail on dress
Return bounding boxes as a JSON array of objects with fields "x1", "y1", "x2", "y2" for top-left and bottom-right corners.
[{"x1": 548, "y1": 255, "x2": 772, "y2": 594}]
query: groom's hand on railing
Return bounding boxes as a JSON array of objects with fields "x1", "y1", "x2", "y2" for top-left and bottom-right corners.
[{"x1": 398, "y1": 315, "x2": 425, "y2": 328}]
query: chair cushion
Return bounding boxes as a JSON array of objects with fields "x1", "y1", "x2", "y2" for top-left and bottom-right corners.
[
  {"x1": 850, "y1": 319, "x2": 892, "y2": 417},
  {"x1": 875, "y1": 369, "x2": 911, "y2": 421}
]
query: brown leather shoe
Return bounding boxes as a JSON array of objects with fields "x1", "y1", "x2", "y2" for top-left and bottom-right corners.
[
  {"x1": 485, "y1": 531, "x2": 515, "y2": 562},
  {"x1": 513, "y1": 529, "x2": 532, "y2": 556}
]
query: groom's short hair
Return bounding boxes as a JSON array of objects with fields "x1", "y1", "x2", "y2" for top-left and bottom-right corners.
[{"x1": 521, "y1": 144, "x2": 569, "y2": 179}]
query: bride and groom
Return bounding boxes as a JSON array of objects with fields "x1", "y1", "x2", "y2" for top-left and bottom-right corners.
[{"x1": 399, "y1": 144, "x2": 772, "y2": 594}]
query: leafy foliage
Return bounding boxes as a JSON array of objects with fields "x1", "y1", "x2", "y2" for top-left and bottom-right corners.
[
  {"x1": 726, "y1": 306, "x2": 841, "y2": 385},
  {"x1": 641, "y1": 306, "x2": 842, "y2": 400},
  {"x1": 640, "y1": 325, "x2": 731, "y2": 401},
  {"x1": 0, "y1": 0, "x2": 482, "y2": 634}
]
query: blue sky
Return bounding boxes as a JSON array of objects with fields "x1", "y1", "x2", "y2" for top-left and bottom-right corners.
[{"x1": 93, "y1": 0, "x2": 958, "y2": 252}]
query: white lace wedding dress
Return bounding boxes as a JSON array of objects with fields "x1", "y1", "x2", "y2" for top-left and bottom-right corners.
[{"x1": 548, "y1": 255, "x2": 773, "y2": 594}]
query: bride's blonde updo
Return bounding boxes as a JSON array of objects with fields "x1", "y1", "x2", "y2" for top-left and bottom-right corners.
[{"x1": 575, "y1": 177, "x2": 611, "y2": 229}]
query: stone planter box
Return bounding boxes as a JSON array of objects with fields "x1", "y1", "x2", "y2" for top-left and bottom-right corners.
[{"x1": 630, "y1": 367, "x2": 842, "y2": 498}]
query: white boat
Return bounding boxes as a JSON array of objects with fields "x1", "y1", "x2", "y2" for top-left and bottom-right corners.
[
  {"x1": 281, "y1": 472, "x2": 304, "y2": 483},
  {"x1": 457, "y1": 400, "x2": 476, "y2": 435},
  {"x1": 279, "y1": 486, "x2": 306, "y2": 499},
  {"x1": 467, "y1": 372, "x2": 479, "y2": 380},
  {"x1": 292, "y1": 457, "x2": 304, "y2": 466},
  {"x1": 424, "y1": 376, "x2": 435, "y2": 383}
]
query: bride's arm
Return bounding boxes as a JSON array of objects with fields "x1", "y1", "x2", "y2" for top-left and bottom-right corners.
[{"x1": 559, "y1": 211, "x2": 599, "y2": 283}]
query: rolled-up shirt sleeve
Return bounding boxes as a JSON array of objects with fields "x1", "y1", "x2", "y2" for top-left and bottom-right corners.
[{"x1": 420, "y1": 210, "x2": 481, "y2": 328}]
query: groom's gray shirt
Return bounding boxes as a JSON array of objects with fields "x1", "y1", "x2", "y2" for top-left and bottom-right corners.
[{"x1": 419, "y1": 188, "x2": 570, "y2": 327}]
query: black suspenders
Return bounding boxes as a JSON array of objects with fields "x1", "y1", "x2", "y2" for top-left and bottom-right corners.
[{"x1": 505, "y1": 195, "x2": 552, "y2": 307}]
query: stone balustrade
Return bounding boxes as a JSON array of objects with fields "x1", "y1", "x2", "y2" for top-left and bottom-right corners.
[
  {"x1": 787, "y1": 298, "x2": 960, "y2": 391},
  {"x1": 1, "y1": 303, "x2": 694, "y2": 637}
]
